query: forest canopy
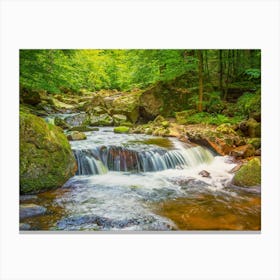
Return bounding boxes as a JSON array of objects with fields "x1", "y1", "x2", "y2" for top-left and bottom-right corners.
[{"x1": 20, "y1": 49, "x2": 261, "y2": 94}]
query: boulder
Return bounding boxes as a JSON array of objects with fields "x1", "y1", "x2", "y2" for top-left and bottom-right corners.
[
  {"x1": 198, "y1": 170, "x2": 211, "y2": 178},
  {"x1": 20, "y1": 110, "x2": 77, "y2": 194},
  {"x1": 113, "y1": 126, "x2": 130, "y2": 134},
  {"x1": 68, "y1": 126, "x2": 99, "y2": 132},
  {"x1": 216, "y1": 123, "x2": 237, "y2": 135},
  {"x1": 89, "y1": 113, "x2": 114, "y2": 126},
  {"x1": 20, "y1": 89, "x2": 41, "y2": 106},
  {"x1": 64, "y1": 113, "x2": 88, "y2": 127},
  {"x1": 113, "y1": 114, "x2": 127, "y2": 125},
  {"x1": 230, "y1": 144, "x2": 255, "y2": 158},
  {"x1": 232, "y1": 157, "x2": 261, "y2": 186},
  {"x1": 139, "y1": 91, "x2": 163, "y2": 119},
  {"x1": 20, "y1": 204, "x2": 47, "y2": 219},
  {"x1": 239, "y1": 118, "x2": 261, "y2": 138},
  {"x1": 247, "y1": 138, "x2": 261, "y2": 149},
  {"x1": 67, "y1": 131, "x2": 87, "y2": 141}
]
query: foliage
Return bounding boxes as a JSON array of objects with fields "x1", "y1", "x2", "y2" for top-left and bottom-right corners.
[
  {"x1": 243, "y1": 68, "x2": 261, "y2": 80},
  {"x1": 185, "y1": 112, "x2": 243, "y2": 126},
  {"x1": 235, "y1": 92, "x2": 261, "y2": 116}
]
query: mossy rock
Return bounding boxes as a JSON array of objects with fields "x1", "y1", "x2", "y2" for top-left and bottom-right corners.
[
  {"x1": 114, "y1": 126, "x2": 130, "y2": 134},
  {"x1": 67, "y1": 131, "x2": 87, "y2": 141},
  {"x1": 232, "y1": 158, "x2": 261, "y2": 187},
  {"x1": 68, "y1": 126, "x2": 99, "y2": 132},
  {"x1": 54, "y1": 117, "x2": 70, "y2": 129},
  {"x1": 90, "y1": 113, "x2": 114, "y2": 126},
  {"x1": 216, "y1": 123, "x2": 237, "y2": 135},
  {"x1": 20, "y1": 111, "x2": 76, "y2": 194},
  {"x1": 175, "y1": 110, "x2": 197, "y2": 124},
  {"x1": 247, "y1": 138, "x2": 261, "y2": 149}
]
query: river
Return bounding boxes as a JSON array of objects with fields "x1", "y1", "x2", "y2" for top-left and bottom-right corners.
[{"x1": 20, "y1": 127, "x2": 261, "y2": 231}]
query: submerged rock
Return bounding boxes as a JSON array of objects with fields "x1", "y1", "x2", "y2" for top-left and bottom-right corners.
[
  {"x1": 20, "y1": 204, "x2": 47, "y2": 219},
  {"x1": 232, "y1": 157, "x2": 261, "y2": 187},
  {"x1": 20, "y1": 110, "x2": 77, "y2": 194}
]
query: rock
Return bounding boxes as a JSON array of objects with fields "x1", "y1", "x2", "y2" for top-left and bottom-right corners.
[
  {"x1": 20, "y1": 89, "x2": 41, "y2": 106},
  {"x1": 139, "y1": 90, "x2": 163, "y2": 119},
  {"x1": 255, "y1": 148, "x2": 261, "y2": 156},
  {"x1": 112, "y1": 92, "x2": 140, "y2": 123},
  {"x1": 113, "y1": 126, "x2": 130, "y2": 134},
  {"x1": 216, "y1": 123, "x2": 237, "y2": 135},
  {"x1": 68, "y1": 126, "x2": 99, "y2": 132},
  {"x1": 230, "y1": 144, "x2": 255, "y2": 158},
  {"x1": 247, "y1": 137, "x2": 261, "y2": 149},
  {"x1": 175, "y1": 110, "x2": 197, "y2": 124},
  {"x1": 19, "y1": 223, "x2": 31, "y2": 230},
  {"x1": 51, "y1": 98, "x2": 75, "y2": 111},
  {"x1": 20, "y1": 110, "x2": 77, "y2": 194},
  {"x1": 161, "y1": 121, "x2": 169, "y2": 128},
  {"x1": 20, "y1": 204, "x2": 47, "y2": 219},
  {"x1": 198, "y1": 170, "x2": 211, "y2": 178},
  {"x1": 67, "y1": 131, "x2": 87, "y2": 141},
  {"x1": 64, "y1": 113, "x2": 88, "y2": 127},
  {"x1": 113, "y1": 114, "x2": 127, "y2": 125},
  {"x1": 249, "y1": 112, "x2": 261, "y2": 122},
  {"x1": 232, "y1": 158, "x2": 261, "y2": 186},
  {"x1": 239, "y1": 118, "x2": 261, "y2": 138},
  {"x1": 90, "y1": 113, "x2": 114, "y2": 126},
  {"x1": 54, "y1": 117, "x2": 70, "y2": 129}
]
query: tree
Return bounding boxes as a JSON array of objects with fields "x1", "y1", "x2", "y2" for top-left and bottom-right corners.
[{"x1": 197, "y1": 50, "x2": 204, "y2": 112}]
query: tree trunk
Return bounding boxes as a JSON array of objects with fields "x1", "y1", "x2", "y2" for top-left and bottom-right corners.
[
  {"x1": 219, "y1": 50, "x2": 223, "y2": 94},
  {"x1": 197, "y1": 50, "x2": 204, "y2": 112}
]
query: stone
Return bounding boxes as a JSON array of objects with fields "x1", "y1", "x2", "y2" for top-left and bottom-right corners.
[
  {"x1": 175, "y1": 110, "x2": 197, "y2": 125},
  {"x1": 232, "y1": 157, "x2": 261, "y2": 186},
  {"x1": 247, "y1": 138, "x2": 261, "y2": 149},
  {"x1": 198, "y1": 170, "x2": 211, "y2": 178},
  {"x1": 67, "y1": 131, "x2": 87, "y2": 141},
  {"x1": 20, "y1": 204, "x2": 47, "y2": 219},
  {"x1": 216, "y1": 123, "x2": 237, "y2": 135},
  {"x1": 20, "y1": 89, "x2": 41, "y2": 106},
  {"x1": 64, "y1": 113, "x2": 88, "y2": 127},
  {"x1": 68, "y1": 126, "x2": 99, "y2": 132},
  {"x1": 113, "y1": 126, "x2": 130, "y2": 134},
  {"x1": 54, "y1": 117, "x2": 70, "y2": 129},
  {"x1": 90, "y1": 113, "x2": 114, "y2": 126},
  {"x1": 20, "y1": 110, "x2": 77, "y2": 194},
  {"x1": 230, "y1": 144, "x2": 255, "y2": 158},
  {"x1": 113, "y1": 114, "x2": 127, "y2": 125},
  {"x1": 239, "y1": 118, "x2": 261, "y2": 138}
]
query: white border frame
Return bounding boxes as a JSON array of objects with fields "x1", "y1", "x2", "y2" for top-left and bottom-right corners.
[{"x1": 1, "y1": 0, "x2": 280, "y2": 279}]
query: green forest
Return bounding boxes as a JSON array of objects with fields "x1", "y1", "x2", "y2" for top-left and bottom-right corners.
[{"x1": 19, "y1": 49, "x2": 261, "y2": 231}]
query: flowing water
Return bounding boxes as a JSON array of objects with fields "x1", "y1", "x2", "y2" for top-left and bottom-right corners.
[{"x1": 20, "y1": 127, "x2": 261, "y2": 231}]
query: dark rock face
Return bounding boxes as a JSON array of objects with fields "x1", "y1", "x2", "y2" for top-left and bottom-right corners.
[
  {"x1": 20, "y1": 204, "x2": 47, "y2": 219},
  {"x1": 20, "y1": 110, "x2": 77, "y2": 194}
]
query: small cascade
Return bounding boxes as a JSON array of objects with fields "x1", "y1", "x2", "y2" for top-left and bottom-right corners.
[{"x1": 73, "y1": 145, "x2": 213, "y2": 175}]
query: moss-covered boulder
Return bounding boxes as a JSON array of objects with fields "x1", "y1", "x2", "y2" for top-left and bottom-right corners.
[
  {"x1": 247, "y1": 138, "x2": 261, "y2": 149},
  {"x1": 113, "y1": 126, "x2": 130, "y2": 134},
  {"x1": 68, "y1": 126, "x2": 99, "y2": 132},
  {"x1": 67, "y1": 131, "x2": 87, "y2": 141},
  {"x1": 232, "y1": 157, "x2": 261, "y2": 187},
  {"x1": 113, "y1": 114, "x2": 127, "y2": 125},
  {"x1": 230, "y1": 144, "x2": 255, "y2": 158},
  {"x1": 20, "y1": 89, "x2": 41, "y2": 106},
  {"x1": 20, "y1": 111, "x2": 77, "y2": 194},
  {"x1": 239, "y1": 118, "x2": 261, "y2": 138},
  {"x1": 216, "y1": 123, "x2": 237, "y2": 135}
]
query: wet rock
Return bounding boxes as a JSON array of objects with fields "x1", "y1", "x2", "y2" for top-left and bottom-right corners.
[
  {"x1": 199, "y1": 170, "x2": 211, "y2": 178},
  {"x1": 230, "y1": 144, "x2": 255, "y2": 158},
  {"x1": 67, "y1": 131, "x2": 87, "y2": 141},
  {"x1": 20, "y1": 204, "x2": 47, "y2": 219},
  {"x1": 90, "y1": 113, "x2": 114, "y2": 126},
  {"x1": 19, "y1": 223, "x2": 31, "y2": 230},
  {"x1": 64, "y1": 113, "x2": 88, "y2": 127},
  {"x1": 232, "y1": 157, "x2": 261, "y2": 187},
  {"x1": 20, "y1": 110, "x2": 77, "y2": 194},
  {"x1": 54, "y1": 117, "x2": 70, "y2": 129},
  {"x1": 113, "y1": 126, "x2": 130, "y2": 134}
]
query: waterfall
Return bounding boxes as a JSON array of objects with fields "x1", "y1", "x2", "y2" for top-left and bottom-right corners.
[{"x1": 73, "y1": 145, "x2": 213, "y2": 175}]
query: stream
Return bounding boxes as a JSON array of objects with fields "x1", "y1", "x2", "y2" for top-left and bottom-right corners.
[{"x1": 20, "y1": 127, "x2": 261, "y2": 231}]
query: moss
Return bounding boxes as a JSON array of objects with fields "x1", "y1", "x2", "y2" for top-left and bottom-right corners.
[
  {"x1": 247, "y1": 138, "x2": 261, "y2": 149},
  {"x1": 20, "y1": 111, "x2": 76, "y2": 194},
  {"x1": 216, "y1": 123, "x2": 237, "y2": 135},
  {"x1": 67, "y1": 131, "x2": 87, "y2": 141},
  {"x1": 69, "y1": 126, "x2": 99, "y2": 132},
  {"x1": 232, "y1": 158, "x2": 261, "y2": 187},
  {"x1": 113, "y1": 126, "x2": 130, "y2": 133},
  {"x1": 161, "y1": 121, "x2": 169, "y2": 128}
]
